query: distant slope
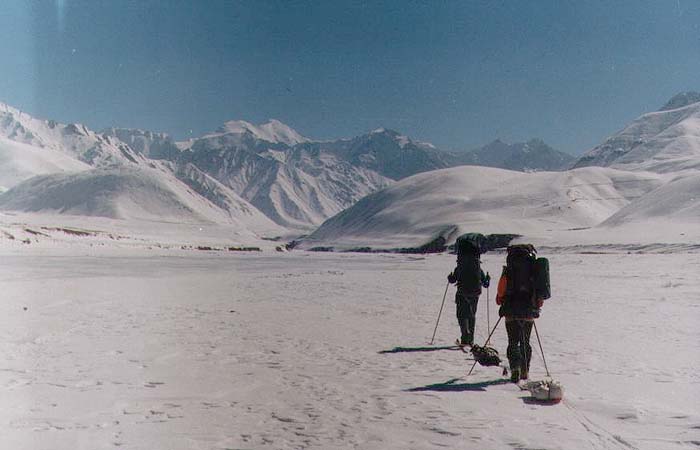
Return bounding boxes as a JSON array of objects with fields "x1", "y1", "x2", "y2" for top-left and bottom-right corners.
[
  {"x1": 0, "y1": 136, "x2": 90, "y2": 191},
  {"x1": 602, "y1": 172, "x2": 700, "y2": 226},
  {"x1": 300, "y1": 166, "x2": 663, "y2": 250},
  {"x1": 459, "y1": 139, "x2": 574, "y2": 171},
  {"x1": 0, "y1": 166, "x2": 283, "y2": 234},
  {"x1": 573, "y1": 92, "x2": 700, "y2": 173},
  {"x1": 317, "y1": 128, "x2": 457, "y2": 180}
]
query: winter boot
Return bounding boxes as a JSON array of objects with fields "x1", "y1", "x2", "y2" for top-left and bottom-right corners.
[
  {"x1": 510, "y1": 367, "x2": 521, "y2": 383},
  {"x1": 520, "y1": 368, "x2": 529, "y2": 380},
  {"x1": 458, "y1": 318, "x2": 472, "y2": 346}
]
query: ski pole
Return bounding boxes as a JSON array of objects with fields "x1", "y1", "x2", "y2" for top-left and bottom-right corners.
[
  {"x1": 486, "y1": 286, "x2": 490, "y2": 333},
  {"x1": 533, "y1": 321, "x2": 551, "y2": 378},
  {"x1": 467, "y1": 315, "x2": 502, "y2": 376},
  {"x1": 429, "y1": 281, "x2": 450, "y2": 345}
]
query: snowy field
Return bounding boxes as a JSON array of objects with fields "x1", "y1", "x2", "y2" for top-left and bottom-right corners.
[{"x1": 1, "y1": 248, "x2": 698, "y2": 450}]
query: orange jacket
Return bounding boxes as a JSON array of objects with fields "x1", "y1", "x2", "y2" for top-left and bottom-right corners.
[{"x1": 496, "y1": 273, "x2": 508, "y2": 305}]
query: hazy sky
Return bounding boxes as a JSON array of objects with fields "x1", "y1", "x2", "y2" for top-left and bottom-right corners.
[{"x1": 1, "y1": 1, "x2": 699, "y2": 154}]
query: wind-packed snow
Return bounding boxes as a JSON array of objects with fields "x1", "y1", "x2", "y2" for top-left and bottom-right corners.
[
  {"x1": 302, "y1": 165, "x2": 666, "y2": 250},
  {"x1": 0, "y1": 247, "x2": 697, "y2": 449}
]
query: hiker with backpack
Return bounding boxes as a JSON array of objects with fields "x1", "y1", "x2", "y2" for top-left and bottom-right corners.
[
  {"x1": 495, "y1": 244, "x2": 550, "y2": 382},
  {"x1": 447, "y1": 233, "x2": 491, "y2": 347}
]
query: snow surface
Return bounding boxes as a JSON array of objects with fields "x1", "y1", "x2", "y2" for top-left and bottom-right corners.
[
  {"x1": 0, "y1": 94, "x2": 699, "y2": 449},
  {"x1": 0, "y1": 246, "x2": 697, "y2": 449}
]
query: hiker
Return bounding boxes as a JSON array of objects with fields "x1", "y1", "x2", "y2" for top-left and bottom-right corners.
[
  {"x1": 447, "y1": 234, "x2": 490, "y2": 347},
  {"x1": 496, "y1": 244, "x2": 548, "y2": 382}
]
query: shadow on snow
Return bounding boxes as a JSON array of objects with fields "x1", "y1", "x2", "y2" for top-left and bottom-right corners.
[{"x1": 406, "y1": 377, "x2": 510, "y2": 392}]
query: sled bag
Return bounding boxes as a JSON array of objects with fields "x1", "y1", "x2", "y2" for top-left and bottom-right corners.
[{"x1": 470, "y1": 344, "x2": 502, "y2": 367}]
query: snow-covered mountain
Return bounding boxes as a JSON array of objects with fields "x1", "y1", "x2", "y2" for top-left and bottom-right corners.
[
  {"x1": 174, "y1": 133, "x2": 393, "y2": 229},
  {"x1": 105, "y1": 122, "x2": 574, "y2": 230},
  {"x1": 0, "y1": 164, "x2": 282, "y2": 234},
  {"x1": 1, "y1": 102, "x2": 576, "y2": 231},
  {"x1": 314, "y1": 128, "x2": 457, "y2": 180},
  {"x1": 102, "y1": 128, "x2": 181, "y2": 160},
  {"x1": 0, "y1": 106, "x2": 284, "y2": 238},
  {"x1": 215, "y1": 119, "x2": 310, "y2": 146},
  {"x1": 572, "y1": 92, "x2": 700, "y2": 173},
  {"x1": 0, "y1": 136, "x2": 91, "y2": 192},
  {"x1": 300, "y1": 165, "x2": 664, "y2": 250},
  {"x1": 4, "y1": 97, "x2": 697, "y2": 242},
  {"x1": 459, "y1": 138, "x2": 575, "y2": 172},
  {"x1": 0, "y1": 102, "x2": 144, "y2": 167}
]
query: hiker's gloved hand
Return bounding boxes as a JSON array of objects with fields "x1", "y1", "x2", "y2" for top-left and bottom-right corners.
[
  {"x1": 498, "y1": 305, "x2": 506, "y2": 317},
  {"x1": 482, "y1": 272, "x2": 491, "y2": 288},
  {"x1": 536, "y1": 298, "x2": 544, "y2": 308},
  {"x1": 447, "y1": 273, "x2": 456, "y2": 284}
]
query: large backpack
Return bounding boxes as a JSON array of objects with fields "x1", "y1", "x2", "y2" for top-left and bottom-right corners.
[
  {"x1": 455, "y1": 233, "x2": 484, "y2": 255},
  {"x1": 454, "y1": 233, "x2": 485, "y2": 293},
  {"x1": 505, "y1": 244, "x2": 537, "y2": 298}
]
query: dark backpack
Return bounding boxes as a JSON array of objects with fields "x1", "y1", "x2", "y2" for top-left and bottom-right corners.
[
  {"x1": 456, "y1": 252, "x2": 482, "y2": 292},
  {"x1": 454, "y1": 233, "x2": 485, "y2": 293},
  {"x1": 455, "y1": 233, "x2": 484, "y2": 255},
  {"x1": 505, "y1": 244, "x2": 537, "y2": 298}
]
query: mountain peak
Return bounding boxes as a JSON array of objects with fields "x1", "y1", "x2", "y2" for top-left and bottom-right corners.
[
  {"x1": 659, "y1": 91, "x2": 700, "y2": 111},
  {"x1": 369, "y1": 128, "x2": 401, "y2": 137},
  {"x1": 218, "y1": 119, "x2": 309, "y2": 145}
]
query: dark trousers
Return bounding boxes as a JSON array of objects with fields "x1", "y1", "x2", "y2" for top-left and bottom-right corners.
[
  {"x1": 506, "y1": 319, "x2": 533, "y2": 373},
  {"x1": 455, "y1": 292, "x2": 478, "y2": 344}
]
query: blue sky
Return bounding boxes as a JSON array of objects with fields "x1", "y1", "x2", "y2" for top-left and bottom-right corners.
[{"x1": 1, "y1": 1, "x2": 699, "y2": 154}]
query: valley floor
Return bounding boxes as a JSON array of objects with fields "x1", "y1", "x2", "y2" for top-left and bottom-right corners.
[{"x1": 0, "y1": 250, "x2": 698, "y2": 449}]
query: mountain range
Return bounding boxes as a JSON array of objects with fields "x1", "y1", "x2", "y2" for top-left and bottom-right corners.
[
  {"x1": 300, "y1": 92, "x2": 700, "y2": 250},
  {"x1": 1, "y1": 91, "x2": 698, "y2": 247},
  {"x1": 0, "y1": 101, "x2": 574, "y2": 232}
]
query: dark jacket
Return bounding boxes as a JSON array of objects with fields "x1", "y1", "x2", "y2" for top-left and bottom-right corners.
[{"x1": 449, "y1": 252, "x2": 489, "y2": 296}]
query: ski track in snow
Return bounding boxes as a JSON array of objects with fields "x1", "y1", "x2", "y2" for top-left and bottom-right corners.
[{"x1": 0, "y1": 251, "x2": 698, "y2": 449}]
